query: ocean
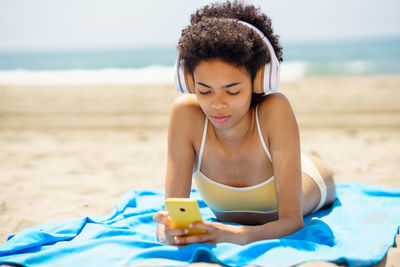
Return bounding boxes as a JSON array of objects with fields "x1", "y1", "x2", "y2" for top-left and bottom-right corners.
[{"x1": 0, "y1": 37, "x2": 399, "y2": 85}]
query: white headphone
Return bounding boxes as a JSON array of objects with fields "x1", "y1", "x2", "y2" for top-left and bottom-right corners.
[{"x1": 174, "y1": 20, "x2": 280, "y2": 94}]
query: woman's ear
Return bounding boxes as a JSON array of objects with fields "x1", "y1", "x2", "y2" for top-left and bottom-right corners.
[
  {"x1": 184, "y1": 71, "x2": 196, "y2": 94},
  {"x1": 253, "y1": 66, "x2": 265, "y2": 94}
]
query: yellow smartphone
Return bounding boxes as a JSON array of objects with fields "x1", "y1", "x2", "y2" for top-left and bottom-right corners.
[{"x1": 165, "y1": 198, "x2": 207, "y2": 235}]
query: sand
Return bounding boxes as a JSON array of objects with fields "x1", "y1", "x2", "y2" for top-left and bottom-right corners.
[{"x1": 0, "y1": 75, "x2": 399, "y2": 266}]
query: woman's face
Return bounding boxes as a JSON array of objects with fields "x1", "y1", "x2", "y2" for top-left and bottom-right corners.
[{"x1": 193, "y1": 59, "x2": 253, "y2": 130}]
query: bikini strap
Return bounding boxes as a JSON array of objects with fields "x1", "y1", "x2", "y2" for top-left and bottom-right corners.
[
  {"x1": 255, "y1": 105, "x2": 272, "y2": 162},
  {"x1": 197, "y1": 117, "x2": 208, "y2": 172}
]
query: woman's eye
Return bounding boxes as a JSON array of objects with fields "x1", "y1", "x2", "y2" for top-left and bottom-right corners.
[
  {"x1": 227, "y1": 91, "x2": 240, "y2": 95},
  {"x1": 199, "y1": 91, "x2": 211, "y2": 95}
]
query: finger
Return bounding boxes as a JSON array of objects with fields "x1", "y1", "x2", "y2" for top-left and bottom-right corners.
[
  {"x1": 152, "y1": 210, "x2": 169, "y2": 221},
  {"x1": 153, "y1": 211, "x2": 171, "y2": 225},
  {"x1": 190, "y1": 221, "x2": 216, "y2": 231},
  {"x1": 175, "y1": 232, "x2": 214, "y2": 245},
  {"x1": 165, "y1": 226, "x2": 189, "y2": 237},
  {"x1": 157, "y1": 224, "x2": 187, "y2": 246}
]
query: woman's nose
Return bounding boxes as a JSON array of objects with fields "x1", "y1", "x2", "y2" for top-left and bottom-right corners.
[{"x1": 210, "y1": 93, "x2": 227, "y2": 110}]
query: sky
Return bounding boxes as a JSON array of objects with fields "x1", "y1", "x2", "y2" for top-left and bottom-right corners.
[{"x1": 0, "y1": 0, "x2": 399, "y2": 50}]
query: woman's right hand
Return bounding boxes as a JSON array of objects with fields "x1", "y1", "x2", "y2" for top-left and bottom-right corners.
[{"x1": 153, "y1": 210, "x2": 189, "y2": 245}]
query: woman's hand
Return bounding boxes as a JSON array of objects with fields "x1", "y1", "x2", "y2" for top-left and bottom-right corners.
[
  {"x1": 153, "y1": 210, "x2": 248, "y2": 245},
  {"x1": 153, "y1": 211, "x2": 189, "y2": 245},
  {"x1": 175, "y1": 221, "x2": 248, "y2": 245}
]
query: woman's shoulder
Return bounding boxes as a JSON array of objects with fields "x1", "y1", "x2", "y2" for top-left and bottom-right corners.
[
  {"x1": 257, "y1": 92, "x2": 297, "y2": 137},
  {"x1": 258, "y1": 92, "x2": 293, "y2": 120},
  {"x1": 169, "y1": 94, "x2": 206, "y2": 135},
  {"x1": 171, "y1": 94, "x2": 204, "y2": 119}
]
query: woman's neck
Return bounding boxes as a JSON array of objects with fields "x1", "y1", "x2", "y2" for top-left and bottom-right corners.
[{"x1": 212, "y1": 108, "x2": 255, "y2": 147}]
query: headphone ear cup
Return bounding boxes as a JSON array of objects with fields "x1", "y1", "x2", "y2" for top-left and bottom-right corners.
[
  {"x1": 263, "y1": 63, "x2": 272, "y2": 93},
  {"x1": 254, "y1": 62, "x2": 279, "y2": 94},
  {"x1": 269, "y1": 62, "x2": 280, "y2": 92},
  {"x1": 174, "y1": 57, "x2": 190, "y2": 93},
  {"x1": 253, "y1": 65, "x2": 265, "y2": 94},
  {"x1": 184, "y1": 71, "x2": 195, "y2": 93}
]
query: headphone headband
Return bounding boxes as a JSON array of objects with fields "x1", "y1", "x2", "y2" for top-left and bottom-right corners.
[{"x1": 174, "y1": 19, "x2": 280, "y2": 94}]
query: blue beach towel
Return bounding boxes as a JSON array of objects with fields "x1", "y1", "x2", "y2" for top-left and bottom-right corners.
[{"x1": 0, "y1": 182, "x2": 399, "y2": 266}]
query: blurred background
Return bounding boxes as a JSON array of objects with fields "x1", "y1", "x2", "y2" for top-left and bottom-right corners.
[
  {"x1": 0, "y1": 1, "x2": 399, "y2": 263},
  {"x1": 0, "y1": 0, "x2": 399, "y2": 83}
]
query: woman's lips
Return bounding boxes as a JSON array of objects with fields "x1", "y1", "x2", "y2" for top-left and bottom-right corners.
[{"x1": 211, "y1": 115, "x2": 230, "y2": 123}]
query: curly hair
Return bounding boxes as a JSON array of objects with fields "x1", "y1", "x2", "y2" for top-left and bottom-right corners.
[{"x1": 178, "y1": 0, "x2": 283, "y2": 80}]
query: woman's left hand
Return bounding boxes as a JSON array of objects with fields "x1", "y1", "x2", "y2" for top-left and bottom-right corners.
[{"x1": 173, "y1": 221, "x2": 248, "y2": 245}]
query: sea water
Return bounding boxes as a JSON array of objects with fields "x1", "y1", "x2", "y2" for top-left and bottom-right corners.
[{"x1": 0, "y1": 37, "x2": 399, "y2": 84}]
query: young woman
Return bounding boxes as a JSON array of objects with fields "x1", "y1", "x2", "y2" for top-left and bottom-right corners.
[{"x1": 153, "y1": 1, "x2": 335, "y2": 245}]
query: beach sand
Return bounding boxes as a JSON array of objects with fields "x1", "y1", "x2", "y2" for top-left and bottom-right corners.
[{"x1": 0, "y1": 76, "x2": 399, "y2": 266}]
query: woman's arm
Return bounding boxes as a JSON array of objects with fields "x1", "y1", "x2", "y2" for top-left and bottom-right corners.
[
  {"x1": 164, "y1": 95, "x2": 198, "y2": 199},
  {"x1": 255, "y1": 93, "x2": 304, "y2": 237},
  {"x1": 154, "y1": 95, "x2": 203, "y2": 244}
]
